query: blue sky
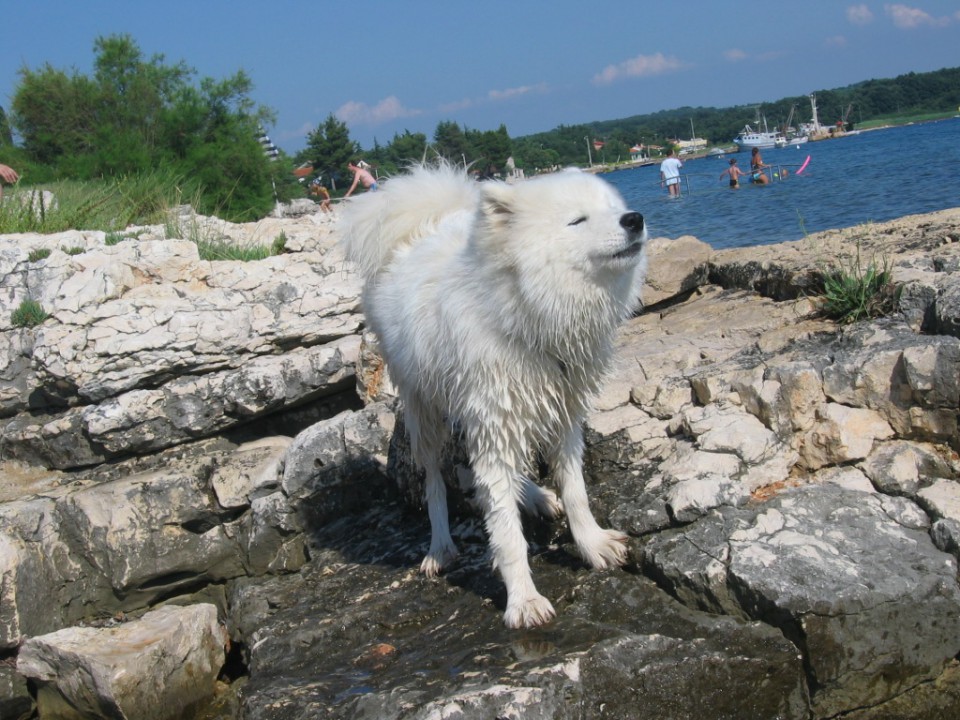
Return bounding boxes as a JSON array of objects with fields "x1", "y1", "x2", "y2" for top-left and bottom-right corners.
[{"x1": 4, "y1": 1, "x2": 959, "y2": 153}]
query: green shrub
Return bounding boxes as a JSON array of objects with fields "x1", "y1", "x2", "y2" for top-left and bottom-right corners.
[
  {"x1": 819, "y1": 242, "x2": 897, "y2": 324},
  {"x1": 64, "y1": 246, "x2": 85, "y2": 255},
  {"x1": 11, "y1": 299, "x2": 49, "y2": 328},
  {"x1": 27, "y1": 248, "x2": 51, "y2": 262}
]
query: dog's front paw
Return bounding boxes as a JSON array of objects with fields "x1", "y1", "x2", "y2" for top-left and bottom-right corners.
[
  {"x1": 579, "y1": 528, "x2": 629, "y2": 569},
  {"x1": 420, "y1": 543, "x2": 458, "y2": 578},
  {"x1": 503, "y1": 594, "x2": 556, "y2": 629}
]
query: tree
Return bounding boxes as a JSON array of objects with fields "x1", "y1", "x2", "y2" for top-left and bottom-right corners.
[
  {"x1": 10, "y1": 34, "x2": 278, "y2": 220},
  {"x1": 11, "y1": 63, "x2": 99, "y2": 165},
  {"x1": 0, "y1": 106, "x2": 12, "y2": 146},
  {"x1": 305, "y1": 114, "x2": 357, "y2": 189},
  {"x1": 384, "y1": 130, "x2": 428, "y2": 170},
  {"x1": 467, "y1": 125, "x2": 512, "y2": 171},
  {"x1": 432, "y1": 121, "x2": 471, "y2": 164}
]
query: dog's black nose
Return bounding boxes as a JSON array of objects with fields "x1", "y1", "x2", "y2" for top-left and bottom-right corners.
[{"x1": 620, "y1": 212, "x2": 644, "y2": 233}]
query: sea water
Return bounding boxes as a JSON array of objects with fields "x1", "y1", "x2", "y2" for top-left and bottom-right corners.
[{"x1": 605, "y1": 116, "x2": 960, "y2": 250}]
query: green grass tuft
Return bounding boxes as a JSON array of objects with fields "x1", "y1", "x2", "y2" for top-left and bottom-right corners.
[
  {"x1": 104, "y1": 232, "x2": 132, "y2": 246},
  {"x1": 0, "y1": 169, "x2": 188, "y2": 235},
  {"x1": 819, "y1": 241, "x2": 898, "y2": 324},
  {"x1": 11, "y1": 299, "x2": 50, "y2": 328},
  {"x1": 271, "y1": 230, "x2": 288, "y2": 256},
  {"x1": 194, "y1": 238, "x2": 274, "y2": 262}
]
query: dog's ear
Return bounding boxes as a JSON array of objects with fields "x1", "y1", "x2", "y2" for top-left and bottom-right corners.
[{"x1": 479, "y1": 182, "x2": 514, "y2": 234}]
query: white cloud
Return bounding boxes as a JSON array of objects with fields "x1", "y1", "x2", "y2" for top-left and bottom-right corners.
[
  {"x1": 487, "y1": 83, "x2": 547, "y2": 101},
  {"x1": 278, "y1": 122, "x2": 316, "y2": 144},
  {"x1": 884, "y1": 3, "x2": 950, "y2": 28},
  {"x1": 438, "y1": 97, "x2": 474, "y2": 113},
  {"x1": 335, "y1": 96, "x2": 421, "y2": 126},
  {"x1": 825, "y1": 34, "x2": 848, "y2": 47},
  {"x1": 846, "y1": 4, "x2": 874, "y2": 24},
  {"x1": 723, "y1": 48, "x2": 748, "y2": 62},
  {"x1": 592, "y1": 52, "x2": 685, "y2": 85},
  {"x1": 437, "y1": 83, "x2": 547, "y2": 116}
]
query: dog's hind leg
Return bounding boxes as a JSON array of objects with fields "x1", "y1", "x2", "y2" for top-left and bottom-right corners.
[
  {"x1": 473, "y1": 457, "x2": 556, "y2": 628},
  {"x1": 405, "y1": 400, "x2": 458, "y2": 577},
  {"x1": 420, "y1": 458, "x2": 458, "y2": 576},
  {"x1": 518, "y1": 477, "x2": 562, "y2": 520},
  {"x1": 550, "y1": 426, "x2": 628, "y2": 570}
]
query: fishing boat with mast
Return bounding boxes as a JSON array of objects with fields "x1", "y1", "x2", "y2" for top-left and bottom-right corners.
[
  {"x1": 733, "y1": 111, "x2": 784, "y2": 151},
  {"x1": 774, "y1": 104, "x2": 809, "y2": 147}
]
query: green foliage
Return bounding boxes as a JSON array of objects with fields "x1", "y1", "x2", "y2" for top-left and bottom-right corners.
[
  {"x1": 0, "y1": 105, "x2": 12, "y2": 146},
  {"x1": 371, "y1": 130, "x2": 428, "y2": 175},
  {"x1": 27, "y1": 248, "x2": 51, "y2": 262},
  {"x1": 64, "y1": 246, "x2": 85, "y2": 255},
  {"x1": 10, "y1": 34, "x2": 278, "y2": 221},
  {"x1": 356, "y1": 122, "x2": 515, "y2": 178},
  {"x1": 466, "y1": 124, "x2": 512, "y2": 170},
  {"x1": 432, "y1": 121, "x2": 471, "y2": 164},
  {"x1": 819, "y1": 242, "x2": 897, "y2": 324},
  {"x1": 269, "y1": 156, "x2": 307, "y2": 204},
  {"x1": 305, "y1": 114, "x2": 357, "y2": 189},
  {"x1": 11, "y1": 299, "x2": 49, "y2": 328}
]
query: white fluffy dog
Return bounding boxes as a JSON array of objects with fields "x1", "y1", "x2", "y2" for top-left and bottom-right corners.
[{"x1": 340, "y1": 164, "x2": 647, "y2": 628}]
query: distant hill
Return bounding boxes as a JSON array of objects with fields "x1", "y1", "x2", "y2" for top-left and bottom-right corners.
[{"x1": 511, "y1": 66, "x2": 960, "y2": 168}]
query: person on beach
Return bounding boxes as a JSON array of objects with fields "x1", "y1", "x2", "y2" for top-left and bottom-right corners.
[
  {"x1": 720, "y1": 158, "x2": 748, "y2": 189},
  {"x1": 316, "y1": 184, "x2": 332, "y2": 212},
  {"x1": 0, "y1": 163, "x2": 18, "y2": 199},
  {"x1": 659, "y1": 148, "x2": 683, "y2": 197},
  {"x1": 344, "y1": 161, "x2": 377, "y2": 198},
  {"x1": 750, "y1": 147, "x2": 769, "y2": 185},
  {"x1": 309, "y1": 178, "x2": 333, "y2": 212}
]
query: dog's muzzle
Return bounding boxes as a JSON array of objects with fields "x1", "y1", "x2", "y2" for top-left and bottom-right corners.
[{"x1": 619, "y1": 212, "x2": 644, "y2": 235}]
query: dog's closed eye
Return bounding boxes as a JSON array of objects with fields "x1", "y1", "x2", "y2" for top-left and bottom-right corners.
[{"x1": 568, "y1": 216, "x2": 588, "y2": 226}]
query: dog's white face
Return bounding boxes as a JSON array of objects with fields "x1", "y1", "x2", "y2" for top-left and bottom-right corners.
[{"x1": 476, "y1": 170, "x2": 646, "y2": 288}]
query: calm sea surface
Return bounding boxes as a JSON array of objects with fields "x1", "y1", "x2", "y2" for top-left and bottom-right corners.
[{"x1": 604, "y1": 117, "x2": 960, "y2": 250}]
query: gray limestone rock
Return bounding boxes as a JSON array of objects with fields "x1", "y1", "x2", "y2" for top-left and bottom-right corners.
[{"x1": 643, "y1": 484, "x2": 960, "y2": 717}]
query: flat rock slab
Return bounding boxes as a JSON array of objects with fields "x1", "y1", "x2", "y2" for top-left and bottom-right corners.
[
  {"x1": 643, "y1": 484, "x2": 960, "y2": 717},
  {"x1": 230, "y1": 502, "x2": 808, "y2": 720}
]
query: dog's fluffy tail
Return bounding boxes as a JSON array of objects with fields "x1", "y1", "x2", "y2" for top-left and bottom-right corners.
[{"x1": 339, "y1": 162, "x2": 479, "y2": 281}]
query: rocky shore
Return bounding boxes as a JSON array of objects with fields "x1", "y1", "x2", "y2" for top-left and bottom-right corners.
[{"x1": 1, "y1": 199, "x2": 960, "y2": 719}]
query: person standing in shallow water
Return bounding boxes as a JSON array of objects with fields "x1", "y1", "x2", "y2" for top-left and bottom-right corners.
[
  {"x1": 720, "y1": 158, "x2": 748, "y2": 189},
  {"x1": 659, "y1": 148, "x2": 683, "y2": 197},
  {"x1": 750, "y1": 147, "x2": 769, "y2": 185}
]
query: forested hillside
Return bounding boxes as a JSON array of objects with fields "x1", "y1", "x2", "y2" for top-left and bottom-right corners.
[{"x1": 509, "y1": 65, "x2": 960, "y2": 170}]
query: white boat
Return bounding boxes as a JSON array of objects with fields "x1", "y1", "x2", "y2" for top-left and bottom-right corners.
[
  {"x1": 733, "y1": 113, "x2": 784, "y2": 151},
  {"x1": 775, "y1": 134, "x2": 809, "y2": 148}
]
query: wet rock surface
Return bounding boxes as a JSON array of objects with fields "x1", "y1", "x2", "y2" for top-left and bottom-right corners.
[{"x1": 232, "y1": 501, "x2": 809, "y2": 720}]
